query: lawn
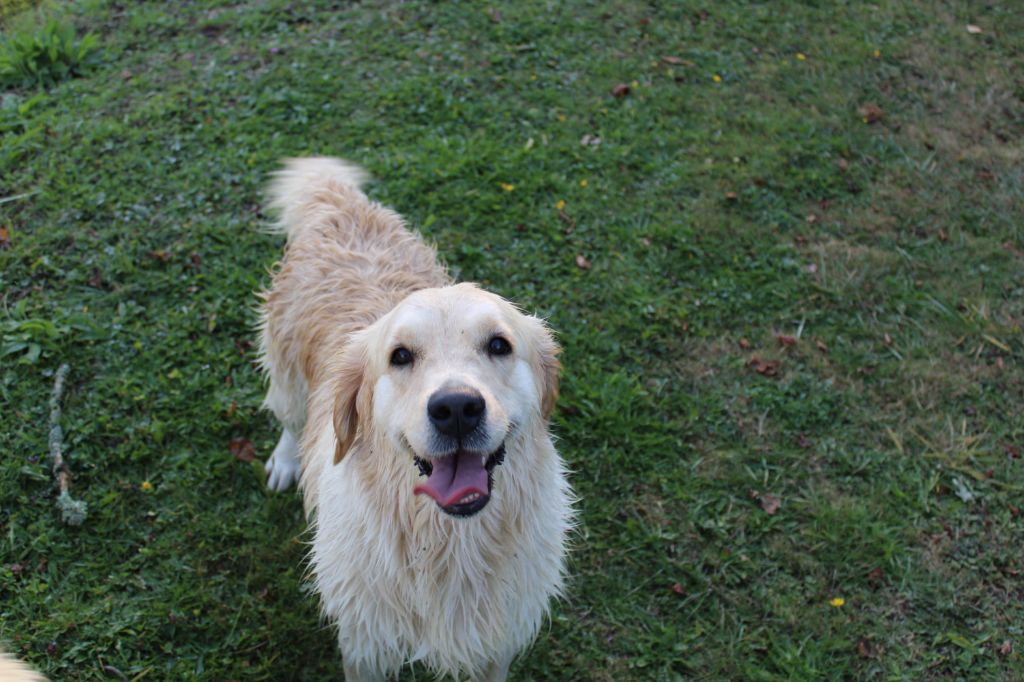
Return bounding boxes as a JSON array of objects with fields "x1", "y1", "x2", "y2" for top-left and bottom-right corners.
[{"x1": 1, "y1": 0, "x2": 1022, "y2": 679}]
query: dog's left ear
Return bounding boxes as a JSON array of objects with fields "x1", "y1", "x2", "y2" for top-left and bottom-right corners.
[
  {"x1": 531, "y1": 317, "x2": 561, "y2": 420},
  {"x1": 332, "y1": 333, "x2": 372, "y2": 465}
]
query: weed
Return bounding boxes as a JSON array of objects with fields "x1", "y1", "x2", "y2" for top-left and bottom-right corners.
[{"x1": 0, "y1": 17, "x2": 99, "y2": 89}]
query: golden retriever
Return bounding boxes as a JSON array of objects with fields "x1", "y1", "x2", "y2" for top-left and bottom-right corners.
[
  {"x1": 0, "y1": 652, "x2": 46, "y2": 682},
  {"x1": 257, "y1": 158, "x2": 574, "y2": 681}
]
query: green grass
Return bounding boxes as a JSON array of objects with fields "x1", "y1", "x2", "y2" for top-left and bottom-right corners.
[{"x1": 1, "y1": 0, "x2": 1022, "y2": 679}]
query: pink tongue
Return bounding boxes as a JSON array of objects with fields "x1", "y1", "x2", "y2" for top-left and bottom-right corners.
[{"x1": 413, "y1": 452, "x2": 489, "y2": 507}]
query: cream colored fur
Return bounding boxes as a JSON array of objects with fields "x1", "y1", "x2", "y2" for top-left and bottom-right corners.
[
  {"x1": 257, "y1": 158, "x2": 574, "y2": 681},
  {"x1": 0, "y1": 652, "x2": 47, "y2": 682}
]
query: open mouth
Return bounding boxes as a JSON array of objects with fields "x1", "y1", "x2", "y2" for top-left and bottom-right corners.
[{"x1": 412, "y1": 444, "x2": 505, "y2": 517}]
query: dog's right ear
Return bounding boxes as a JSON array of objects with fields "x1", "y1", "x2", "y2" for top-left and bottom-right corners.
[{"x1": 332, "y1": 334, "x2": 371, "y2": 465}]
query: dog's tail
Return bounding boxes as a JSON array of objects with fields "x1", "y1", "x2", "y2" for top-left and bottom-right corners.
[{"x1": 265, "y1": 157, "x2": 370, "y2": 241}]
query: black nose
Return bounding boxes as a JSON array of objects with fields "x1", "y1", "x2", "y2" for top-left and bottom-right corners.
[{"x1": 427, "y1": 388, "x2": 485, "y2": 438}]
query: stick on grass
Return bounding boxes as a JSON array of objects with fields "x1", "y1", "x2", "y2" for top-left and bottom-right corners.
[{"x1": 49, "y1": 363, "x2": 87, "y2": 525}]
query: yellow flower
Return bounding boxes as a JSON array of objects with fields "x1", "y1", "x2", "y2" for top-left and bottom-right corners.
[
  {"x1": 873, "y1": 49, "x2": 881, "y2": 58},
  {"x1": 557, "y1": 114, "x2": 567, "y2": 122},
  {"x1": 141, "y1": 481, "x2": 153, "y2": 492},
  {"x1": 830, "y1": 597, "x2": 845, "y2": 607},
  {"x1": 712, "y1": 74, "x2": 722, "y2": 83},
  {"x1": 796, "y1": 52, "x2": 807, "y2": 61},
  {"x1": 500, "y1": 183, "x2": 515, "y2": 192},
  {"x1": 554, "y1": 199, "x2": 566, "y2": 210},
  {"x1": 579, "y1": 179, "x2": 588, "y2": 188}
]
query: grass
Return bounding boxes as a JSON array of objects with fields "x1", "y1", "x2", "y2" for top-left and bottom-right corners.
[{"x1": 1, "y1": 0, "x2": 1022, "y2": 679}]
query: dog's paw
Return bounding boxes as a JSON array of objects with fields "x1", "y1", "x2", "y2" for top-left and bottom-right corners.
[{"x1": 265, "y1": 430, "x2": 300, "y2": 491}]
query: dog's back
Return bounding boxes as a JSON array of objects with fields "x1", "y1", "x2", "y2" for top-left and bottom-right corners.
[
  {"x1": 258, "y1": 158, "x2": 450, "y2": 494},
  {"x1": 260, "y1": 158, "x2": 449, "y2": 399}
]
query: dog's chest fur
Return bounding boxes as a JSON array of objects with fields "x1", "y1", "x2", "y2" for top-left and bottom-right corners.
[{"x1": 309, "y1": 427, "x2": 571, "y2": 678}]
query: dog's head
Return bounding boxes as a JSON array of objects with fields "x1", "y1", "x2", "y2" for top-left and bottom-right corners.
[{"x1": 331, "y1": 283, "x2": 560, "y2": 517}]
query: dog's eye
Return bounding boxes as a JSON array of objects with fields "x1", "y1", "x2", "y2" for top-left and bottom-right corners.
[
  {"x1": 487, "y1": 336, "x2": 512, "y2": 357},
  {"x1": 390, "y1": 347, "x2": 414, "y2": 366}
]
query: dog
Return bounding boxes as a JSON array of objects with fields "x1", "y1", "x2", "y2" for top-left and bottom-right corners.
[
  {"x1": 257, "y1": 158, "x2": 574, "y2": 681},
  {"x1": 0, "y1": 652, "x2": 46, "y2": 682}
]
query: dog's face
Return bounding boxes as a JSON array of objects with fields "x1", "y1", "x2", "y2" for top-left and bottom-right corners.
[{"x1": 332, "y1": 283, "x2": 559, "y2": 517}]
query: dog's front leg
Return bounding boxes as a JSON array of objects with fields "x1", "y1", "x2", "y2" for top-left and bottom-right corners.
[
  {"x1": 342, "y1": 659, "x2": 387, "y2": 682},
  {"x1": 480, "y1": 654, "x2": 514, "y2": 682},
  {"x1": 265, "y1": 428, "x2": 301, "y2": 491}
]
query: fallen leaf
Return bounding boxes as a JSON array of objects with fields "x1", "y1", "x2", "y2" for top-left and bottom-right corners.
[
  {"x1": 224, "y1": 400, "x2": 237, "y2": 419},
  {"x1": 0, "y1": 225, "x2": 10, "y2": 249},
  {"x1": 857, "y1": 638, "x2": 875, "y2": 659},
  {"x1": 148, "y1": 250, "x2": 171, "y2": 263},
  {"x1": 867, "y1": 566, "x2": 886, "y2": 584},
  {"x1": 670, "y1": 582, "x2": 684, "y2": 596},
  {"x1": 738, "y1": 338, "x2": 751, "y2": 350},
  {"x1": 858, "y1": 103, "x2": 884, "y2": 124},
  {"x1": 88, "y1": 269, "x2": 104, "y2": 288},
  {"x1": 661, "y1": 55, "x2": 684, "y2": 65},
  {"x1": 883, "y1": 333, "x2": 892, "y2": 346},
  {"x1": 759, "y1": 493, "x2": 781, "y2": 515},
  {"x1": 998, "y1": 640, "x2": 1012, "y2": 656},
  {"x1": 938, "y1": 229, "x2": 947, "y2": 242},
  {"x1": 575, "y1": 254, "x2": 592, "y2": 270},
  {"x1": 1002, "y1": 241, "x2": 1024, "y2": 257},
  {"x1": 806, "y1": 213, "x2": 818, "y2": 224},
  {"x1": 747, "y1": 357, "x2": 780, "y2": 377},
  {"x1": 966, "y1": 24, "x2": 983, "y2": 34},
  {"x1": 229, "y1": 437, "x2": 255, "y2": 463},
  {"x1": 724, "y1": 191, "x2": 738, "y2": 201},
  {"x1": 776, "y1": 334, "x2": 798, "y2": 348},
  {"x1": 120, "y1": 69, "x2": 133, "y2": 81},
  {"x1": 815, "y1": 339, "x2": 828, "y2": 354},
  {"x1": 580, "y1": 134, "x2": 602, "y2": 146},
  {"x1": 611, "y1": 83, "x2": 631, "y2": 98},
  {"x1": 837, "y1": 158, "x2": 849, "y2": 171}
]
